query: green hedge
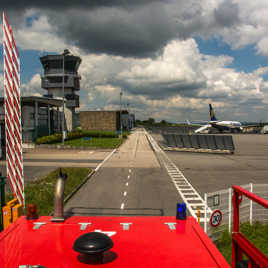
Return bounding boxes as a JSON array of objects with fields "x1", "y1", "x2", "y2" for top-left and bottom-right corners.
[{"x1": 36, "y1": 130, "x2": 122, "y2": 144}]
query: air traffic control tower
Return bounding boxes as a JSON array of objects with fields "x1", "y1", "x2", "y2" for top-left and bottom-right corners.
[{"x1": 40, "y1": 50, "x2": 82, "y2": 131}]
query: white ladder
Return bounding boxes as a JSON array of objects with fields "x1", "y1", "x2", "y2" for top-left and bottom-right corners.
[{"x1": 146, "y1": 130, "x2": 212, "y2": 222}]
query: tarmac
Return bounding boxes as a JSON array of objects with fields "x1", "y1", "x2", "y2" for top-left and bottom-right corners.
[
  {"x1": 64, "y1": 130, "x2": 181, "y2": 216},
  {"x1": 153, "y1": 133, "x2": 268, "y2": 196},
  {"x1": 0, "y1": 148, "x2": 112, "y2": 184},
  {"x1": 3, "y1": 130, "x2": 267, "y2": 217}
]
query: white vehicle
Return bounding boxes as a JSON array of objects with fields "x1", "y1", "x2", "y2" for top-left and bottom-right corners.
[
  {"x1": 261, "y1": 125, "x2": 268, "y2": 134},
  {"x1": 188, "y1": 104, "x2": 243, "y2": 134}
]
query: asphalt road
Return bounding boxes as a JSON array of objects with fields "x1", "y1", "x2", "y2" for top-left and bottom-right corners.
[
  {"x1": 0, "y1": 148, "x2": 112, "y2": 191},
  {"x1": 64, "y1": 130, "x2": 181, "y2": 216}
]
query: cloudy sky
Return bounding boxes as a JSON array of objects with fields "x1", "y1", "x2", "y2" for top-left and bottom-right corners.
[{"x1": 1, "y1": 0, "x2": 268, "y2": 122}]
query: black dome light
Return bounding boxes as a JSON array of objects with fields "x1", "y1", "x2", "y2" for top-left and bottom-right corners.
[{"x1": 73, "y1": 232, "x2": 114, "y2": 255}]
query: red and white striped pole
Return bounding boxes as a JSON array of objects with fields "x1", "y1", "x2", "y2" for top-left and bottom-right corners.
[{"x1": 3, "y1": 12, "x2": 24, "y2": 205}]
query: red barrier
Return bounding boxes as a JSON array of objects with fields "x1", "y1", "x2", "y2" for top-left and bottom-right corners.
[{"x1": 232, "y1": 185, "x2": 268, "y2": 268}]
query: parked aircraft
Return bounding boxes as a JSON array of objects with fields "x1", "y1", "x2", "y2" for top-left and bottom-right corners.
[{"x1": 188, "y1": 104, "x2": 243, "y2": 134}]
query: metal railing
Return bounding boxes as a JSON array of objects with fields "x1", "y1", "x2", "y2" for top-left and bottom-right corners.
[
  {"x1": 204, "y1": 184, "x2": 268, "y2": 241},
  {"x1": 232, "y1": 185, "x2": 268, "y2": 268}
]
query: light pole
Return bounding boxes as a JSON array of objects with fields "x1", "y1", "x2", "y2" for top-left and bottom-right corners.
[
  {"x1": 120, "y1": 91, "x2": 123, "y2": 137},
  {"x1": 62, "y1": 49, "x2": 70, "y2": 145},
  {"x1": 127, "y1": 103, "x2": 130, "y2": 130}
]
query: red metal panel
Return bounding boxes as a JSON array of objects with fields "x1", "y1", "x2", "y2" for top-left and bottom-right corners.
[
  {"x1": 233, "y1": 185, "x2": 268, "y2": 209},
  {"x1": 0, "y1": 216, "x2": 230, "y2": 268},
  {"x1": 232, "y1": 185, "x2": 268, "y2": 268},
  {"x1": 233, "y1": 233, "x2": 268, "y2": 267}
]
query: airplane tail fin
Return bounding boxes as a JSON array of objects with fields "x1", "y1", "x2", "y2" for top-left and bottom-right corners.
[{"x1": 209, "y1": 104, "x2": 217, "y2": 121}]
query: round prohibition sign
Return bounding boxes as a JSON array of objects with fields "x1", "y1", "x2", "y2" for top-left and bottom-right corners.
[{"x1": 210, "y1": 210, "x2": 222, "y2": 227}]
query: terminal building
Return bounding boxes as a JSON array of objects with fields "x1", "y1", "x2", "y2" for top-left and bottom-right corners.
[
  {"x1": 0, "y1": 50, "x2": 135, "y2": 145},
  {"x1": 0, "y1": 50, "x2": 82, "y2": 143},
  {"x1": 0, "y1": 96, "x2": 62, "y2": 142}
]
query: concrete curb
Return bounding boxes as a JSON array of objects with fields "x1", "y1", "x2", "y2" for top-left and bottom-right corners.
[
  {"x1": 163, "y1": 146, "x2": 233, "y2": 154},
  {"x1": 36, "y1": 144, "x2": 109, "y2": 150},
  {"x1": 33, "y1": 142, "x2": 126, "y2": 151}
]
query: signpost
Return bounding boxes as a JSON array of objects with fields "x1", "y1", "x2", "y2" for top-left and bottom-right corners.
[
  {"x1": 210, "y1": 210, "x2": 222, "y2": 227},
  {"x1": 3, "y1": 12, "x2": 24, "y2": 205}
]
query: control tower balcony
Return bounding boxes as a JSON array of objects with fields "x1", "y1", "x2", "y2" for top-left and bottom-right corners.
[
  {"x1": 41, "y1": 75, "x2": 81, "y2": 91},
  {"x1": 40, "y1": 52, "x2": 82, "y2": 92},
  {"x1": 40, "y1": 55, "x2": 81, "y2": 75}
]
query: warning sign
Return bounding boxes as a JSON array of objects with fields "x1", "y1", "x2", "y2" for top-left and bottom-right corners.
[{"x1": 210, "y1": 210, "x2": 222, "y2": 227}]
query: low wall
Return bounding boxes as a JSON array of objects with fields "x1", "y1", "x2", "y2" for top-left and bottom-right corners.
[{"x1": 162, "y1": 134, "x2": 235, "y2": 152}]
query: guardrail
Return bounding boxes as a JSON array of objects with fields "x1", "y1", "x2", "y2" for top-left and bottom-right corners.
[
  {"x1": 232, "y1": 185, "x2": 268, "y2": 268},
  {"x1": 162, "y1": 134, "x2": 235, "y2": 153}
]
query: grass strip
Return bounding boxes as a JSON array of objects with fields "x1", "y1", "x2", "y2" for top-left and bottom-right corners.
[
  {"x1": 216, "y1": 222, "x2": 268, "y2": 264},
  {"x1": 57, "y1": 137, "x2": 125, "y2": 148},
  {"x1": 6, "y1": 167, "x2": 91, "y2": 216}
]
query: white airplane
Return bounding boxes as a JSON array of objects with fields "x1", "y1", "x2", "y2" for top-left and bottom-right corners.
[{"x1": 188, "y1": 104, "x2": 243, "y2": 134}]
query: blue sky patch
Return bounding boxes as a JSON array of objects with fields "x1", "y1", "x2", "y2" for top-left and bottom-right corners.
[
  {"x1": 195, "y1": 36, "x2": 268, "y2": 79},
  {"x1": 25, "y1": 15, "x2": 40, "y2": 28}
]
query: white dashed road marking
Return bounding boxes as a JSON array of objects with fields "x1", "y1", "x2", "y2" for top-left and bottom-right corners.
[{"x1": 120, "y1": 203, "x2": 125, "y2": 210}]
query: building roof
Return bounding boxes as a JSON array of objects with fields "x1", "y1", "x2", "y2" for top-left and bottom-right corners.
[
  {"x1": 80, "y1": 110, "x2": 129, "y2": 113},
  {"x1": 0, "y1": 96, "x2": 63, "y2": 107}
]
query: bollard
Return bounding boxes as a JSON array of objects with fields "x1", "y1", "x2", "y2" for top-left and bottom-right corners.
[
  {"x1": 197, "y1": 210, "x2": 201, "y2": 224},
  {"x1": 0, "y1": 173, "x2": 5, "y2": 231}
]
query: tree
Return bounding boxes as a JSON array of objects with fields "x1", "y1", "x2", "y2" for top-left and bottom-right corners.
[
  {"x1": 147, "y1": 118, "x2": 155, "y2": 125},
  {"x1": 135, "y1": 119, "x2": 142, "y2": 125}
]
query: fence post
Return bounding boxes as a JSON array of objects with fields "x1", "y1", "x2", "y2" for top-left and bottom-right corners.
[
  {"x1": 204, "y1": 193, "x2": 207, "y2": 233},
  {"x1": 228, "y1": 188, "x2": 232, "y2": 233},
  {"x1": 250, "y1": 183, "x2": 253, "y2": 225}
]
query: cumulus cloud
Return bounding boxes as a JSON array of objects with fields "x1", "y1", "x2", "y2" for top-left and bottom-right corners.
[
  {"x1": 2, "y1": 1, "x2": 268, "y2": 121},
  {"x1": 0, "y1": 73, "x2": 43, "y2": 98},
  {"x1": 0, "y1": 0, "x2": 249, "y2": 56},
  {"x1": 15, "y1": 15, "x2": 68, "y2": 53},
  {"x1": 2, "y1": 0, "x2": 268, "y2": 57},
  {"x1": 72, "y1": 39, "x2": 268, "y2": 121},
  {"x1": 217, "y1": 0, "x2": 268, "y2": 55},
  {"x1": 21, "y1": 74, "x2": 44, "y2": 96},
  {"x1": 116, "y1": 40, "x2": 207, "y2": 98},
  {"x1": 214, "y1": 0, "x2": 240, "y2": 28},
  {"x1": 1, "y1": 36, "x2": 266, "y2": 121}
]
